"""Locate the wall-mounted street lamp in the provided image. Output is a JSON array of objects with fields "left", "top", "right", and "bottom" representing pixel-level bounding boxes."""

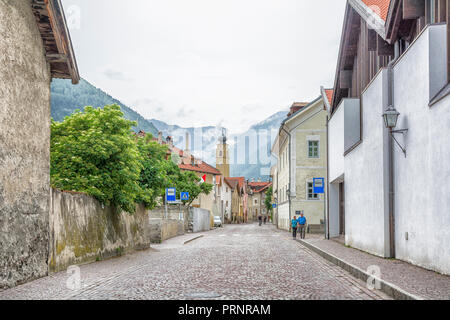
[{"left": 382, "top": 106, "right": 408, "bottom": 157}]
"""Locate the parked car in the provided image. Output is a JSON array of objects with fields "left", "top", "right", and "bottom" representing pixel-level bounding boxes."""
[{"left": 213, "top": 216, "right": 222, "bottom": 228}]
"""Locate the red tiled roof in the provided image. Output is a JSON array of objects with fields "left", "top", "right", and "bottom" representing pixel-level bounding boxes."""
[
  {"left": 178, "top": 161, "right": 222, "bottom": 176},
  {"left": 249, "top": 182, "right": 272, "bottom": 193},
  {"left": 225, "top": 177, "right": 246, "bottom": 191},
  {"left": 324, "top": 89, "right": 333, "bottom": 106},
  {"left": 248, "top": 182, "right": 270, "bottom": 188},
  {"left": 361, "top": 0, "right": 391, "bottom": 21}
]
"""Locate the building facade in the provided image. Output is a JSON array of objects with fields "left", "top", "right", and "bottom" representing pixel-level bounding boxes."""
[
  {"left": 276, "top": 100, "right": 328, "bottom": 232},
  {"left": 248, "top": 181, "right": 272, "bottom": 222},
  {"left": 326, "top": 0, "right": 450, "bottom": 275},
  {"left": 0, "top": 0, "right": 79, "bottom": 289},
  {"left": 216, "top": 175, "right": 232, "bottom": 224}
]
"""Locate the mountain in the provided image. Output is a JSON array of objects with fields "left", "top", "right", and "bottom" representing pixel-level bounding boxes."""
[
  {"left": 229, "top": 111, "right": 286, "bottom": 179},
  {"left": 150, "top": 110, "right": 288, "bottom": 180},
  {"left": 51, "top": 77, "right": 287, "bottom": 180},
  {"left": 51, "top": 78, "right": 158, "bottom": 136}
]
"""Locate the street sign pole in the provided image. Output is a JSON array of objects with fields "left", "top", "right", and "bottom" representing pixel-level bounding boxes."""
[{"left": 313, "top": 178, "right": 326, "bottom": 238}]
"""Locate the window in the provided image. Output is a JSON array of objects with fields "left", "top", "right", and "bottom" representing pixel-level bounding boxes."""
[
  {"left": 307, "top": 182, "right": 319, "bottom": 200},
  {"left": 254, "top": 199, "right": 258, "bottom": 205},
  {"left": 226, "top": 187, "right": 228, "bottom": 193},
  {"left": 308, "top": 141, "right": 319, "bottom": 158}
]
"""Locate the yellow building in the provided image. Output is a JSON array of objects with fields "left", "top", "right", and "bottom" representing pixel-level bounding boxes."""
[
  {"left": 216, "top": 129, "right": 230, "bottom": 178},
  {"left": 274, "top": 98, "right": 328, "bottom": 232},
  {"left": 225, "top": 177, "right": 246, "bottom": 224}
]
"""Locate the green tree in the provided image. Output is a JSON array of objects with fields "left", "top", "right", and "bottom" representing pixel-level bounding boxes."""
[
  {"left": 175, "top": 171, "right": 214, "bottom": 206},
  {"left": 136, "top": 133, "right": 214, "bottom": 207},
  {"left": 136, "top": 134, "right": 177, "bottom": 209},
  {"left": 265, "top": 185, "right": 273, "bottom": 219},
  {"left": 50, "top": 105, "right": 142, "bottom": 213}
]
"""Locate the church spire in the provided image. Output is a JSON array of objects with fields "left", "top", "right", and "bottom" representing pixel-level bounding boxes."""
[{"left": 216, "top": 128, "right": 230, "bottom": 177}]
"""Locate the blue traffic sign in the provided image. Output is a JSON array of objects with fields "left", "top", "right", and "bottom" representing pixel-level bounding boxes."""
[
  {"left": 272, "top": 203, "right": 277, "bottom": 209},
  {"left": 181, "top": 192, "right": 190, "bottom": 201},
  {"left": 166, "top": 188, "right": 176, "bottom": 202},
  {"left": 313, "top": 178, "right": 325, "bottom": 194}
]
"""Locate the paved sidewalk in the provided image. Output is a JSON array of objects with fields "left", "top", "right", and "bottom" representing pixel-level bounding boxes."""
[{"left": 300, "top": 234, "right": 450, "bottom": 300}]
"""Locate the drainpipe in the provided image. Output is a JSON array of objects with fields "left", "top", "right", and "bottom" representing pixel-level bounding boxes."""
[
  {"left": 280, "top": 124, "right": 292, "bottom": 227},
  {"left": 387, "top": 41, "right": 400, "bottom": 258},
  {"left": 326, "top": 116, "right": 330, "bottom": 240}
]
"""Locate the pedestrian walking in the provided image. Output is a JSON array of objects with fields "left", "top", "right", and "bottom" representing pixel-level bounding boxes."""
[
  {"left": 297, "top": 212, "right": 307, "bottom": 239},
  {"left": 291, "top": 216, "right": 298, "bottom": 239},
  {"left": 258, "top": 215, "right": 262, "bottom": 226},
  {"left": 263, "top": 216, "right": 267, "bottom": 224}
]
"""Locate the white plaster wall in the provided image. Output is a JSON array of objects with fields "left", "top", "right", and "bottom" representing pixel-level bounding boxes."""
[
  {"left": 277, "top": 203, "right": 289, "bottom": 231},
  {"left": 344, "top": 71, "right": 390, "bottom": 257},
  {"left": 328, "top": 183, "right": 340, "bottom": 238},
  {"left": 393, "top": 24, "right": 450, "bottom": 275},
  {"left": 328, "top": 106, "right": 345, "bottom": 183}
]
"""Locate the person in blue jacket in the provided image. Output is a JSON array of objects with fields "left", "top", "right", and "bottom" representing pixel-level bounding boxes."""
[
  {"left": 297, "top": 211, "right": 307, "bottom": 239},
  {"left": 291, "top": 216, "right": 298, "bottom": 239}
]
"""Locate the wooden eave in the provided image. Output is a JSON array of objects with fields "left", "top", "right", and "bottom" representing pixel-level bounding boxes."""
[
  {"left": 31, "top": 0, "right": 79, "bottom": 84},
  {"left": 332, "top": 1, "right": 397, "bottom": 111},
  {"left": 332, "top": 4, "right": 361, "bottom": 111}
]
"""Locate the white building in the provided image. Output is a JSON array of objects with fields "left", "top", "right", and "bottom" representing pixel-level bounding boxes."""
[
  {"left": 326, "top": 0, "right": 450, "bottom": 275},
  {"left": 216, "top": 176, "right": 232, "bottom": 224}
]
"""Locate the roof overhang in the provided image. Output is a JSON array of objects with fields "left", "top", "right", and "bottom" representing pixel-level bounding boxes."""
[
  {"left": 283, "top": 95, "right": 323, "bottom": 128},
  {"left": 320, "top": 86, "right": 333, "bottom": 115},
  {"left": 349, "top": 0, "right": 388, "bottom": 39},
  {"left": 31, "top": 0, "right": 80, "bottom": 84},
  {"left": 331, "top": 0, "right": 393, "bottom": 110}
]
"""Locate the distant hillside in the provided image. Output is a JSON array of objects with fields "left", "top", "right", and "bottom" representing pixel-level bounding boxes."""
[
  {"left": 50, "top": 77, "right": 287, "bottom": 180},
  {"left": 152, "top": 110, "right": 287, "bottom": 180},
  {"left": 230, "top": 111, "right": 286, "bottom": 179},
  {"left": 51, "top": 79, "right": 158, "bottom": 136}
]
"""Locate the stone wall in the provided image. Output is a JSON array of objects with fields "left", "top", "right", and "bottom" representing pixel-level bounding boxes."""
[
  {"left": 0, "top": 0, "right": 52, "bottom": 289},
  {"left": 49, "top": 189, "right": 150, "bottom": 272},
  {"left": 148, "top": 206, "right": 188, "bottom": 243}
]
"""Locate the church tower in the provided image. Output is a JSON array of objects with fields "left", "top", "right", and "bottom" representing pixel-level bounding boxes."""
[{"left": 216, "top": 128, "right": 230, "bottom": 177}]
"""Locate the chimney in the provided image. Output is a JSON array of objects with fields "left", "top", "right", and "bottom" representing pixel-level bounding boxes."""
[
  {"left": 257, "top": 178, "right": 261, "bottom": 182},
  {"left": 158, "top": 132, "right": 163, "bottom": 144},
  {"left": 185, "top": 132, "right": 190, "bottom": 152}
]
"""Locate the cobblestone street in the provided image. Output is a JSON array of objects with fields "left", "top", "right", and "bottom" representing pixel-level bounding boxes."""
[{"left": 0, "top": 224, "right": 389, "bottom": 300}]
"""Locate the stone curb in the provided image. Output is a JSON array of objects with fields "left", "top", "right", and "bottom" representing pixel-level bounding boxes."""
[
  {"left": 183, "top": 235, "right": 204, "bottom": 245},
  {"left": 295, "top": 239, "right": 423, "bottom": 300}
]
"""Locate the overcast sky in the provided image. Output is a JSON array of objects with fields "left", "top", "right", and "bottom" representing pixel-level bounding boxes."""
[{"left": 62, "top": 0, "right": 346, "bottom": 134}]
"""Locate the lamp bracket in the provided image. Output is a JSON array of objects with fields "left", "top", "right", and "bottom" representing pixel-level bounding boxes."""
[
  {"left": 392, "top": 129, "right": 408, "bottom": 134},
  {"left": 390, "top": 129, "right": 408, "bottom": 158}
]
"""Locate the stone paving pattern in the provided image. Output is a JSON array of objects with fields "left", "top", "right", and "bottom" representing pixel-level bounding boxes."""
[
  {"left": 0, "top": 224, "right": 389, "bottom": 300},
  {"left": 303, "top": 235, "right": 450, "bottom": 300}
]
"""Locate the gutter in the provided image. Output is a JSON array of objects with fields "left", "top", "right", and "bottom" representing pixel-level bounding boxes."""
[
  {"left": 326, "top": 116, "right": 330, "bottom": 240},
  {"left": 386, "top": 41, "right": 400, "bottom": 258},
  {"left": 280, "top": 124, "right": 292, "bottom": 225}
]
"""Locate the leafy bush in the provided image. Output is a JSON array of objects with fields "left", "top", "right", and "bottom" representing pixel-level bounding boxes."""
[
  {"left": 51, "top": 104, "right": 215, "bottom": 214},
  {"left": 265, "top": 185, "right": 273, "bottom": 216},
  {"left": 50, "top": 105, "right": 142, "bottom": 213}
]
